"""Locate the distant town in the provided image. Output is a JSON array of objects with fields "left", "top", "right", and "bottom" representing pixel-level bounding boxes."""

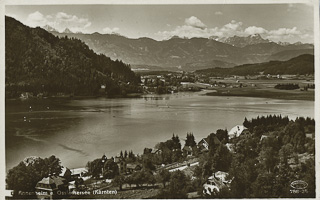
[{"left": 138, "top": 70, "right": 314, "bottom": 93}]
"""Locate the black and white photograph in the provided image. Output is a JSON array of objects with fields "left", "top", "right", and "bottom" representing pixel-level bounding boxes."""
[{"left": 1, "top": 0, "right": 319, "bottom": 199}]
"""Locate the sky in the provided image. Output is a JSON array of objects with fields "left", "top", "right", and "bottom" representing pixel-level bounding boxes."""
[{"left": 5, "top": 3, "right": 315, "bottom": 43}]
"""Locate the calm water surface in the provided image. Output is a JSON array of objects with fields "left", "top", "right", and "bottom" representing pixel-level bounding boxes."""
[{"left": 5, "top": 91, "right": 314, "bottom": 170}]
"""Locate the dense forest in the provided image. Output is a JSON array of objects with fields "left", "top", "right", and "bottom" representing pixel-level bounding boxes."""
[
  {"left": 189, "top": 115, "right": 315, "bottom": 198},
  {"left": 274, "top": 83, "right": 300, "bottom": 90},
  {"left": 5, "top": 16, "right": 141, "bottom": 98},
  {"left": 195, "top": 54, "right": 314, "bottom": 77}
]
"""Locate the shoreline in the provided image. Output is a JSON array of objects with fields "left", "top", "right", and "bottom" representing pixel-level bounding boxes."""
[
  {"left": 205, "top": 88, "right": 314, "bottom": 101},
  {"left": 5, "top": 93, "right": 144, "bottom": 101},
  {"left": 5, "top": 88, "right": 315, "bottom": 102}
]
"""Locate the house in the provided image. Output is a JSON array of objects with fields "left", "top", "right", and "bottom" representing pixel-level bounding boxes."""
[
  {"left": 198, "top": 134, "right": 221, "bottom": 152},
  {"left": 70, "top": 168, "right": 88, "bottom": 180},
  {"left": 306, "top": 133, "right": 314, "bottom": 139},
  {"left": 20, "top": 92, "right": 33, "bottom": 99},
  {"left": 183, "top": 146, "right": 193, "bottom": 156},
  {"left": 241, "top": 129, "right": 251, "bottom": 136},
  {"left": 114, "top": 156, "right": 127, "bottom": 175},
  {"left": 59, "top": 167, "right": 72, "bottom": 181},
  {"left": 214, "top": 171, "right": 229, "bottom": 182},
  {"left": 260, "top": 135, "right": 268, "bottom": 141},
  {"left": 198, "top": 138, "right": 209, "bottom": 151},
  {"left": 151, "top": 148, "right": 162, "bottom": 155},
  {"left": 126, "top": 163, "right": 142, "bottom": 173},
  {"left": 225, "top": 143, "right": 235, "bottom": 152},
  {"left": 35, "top": 176, "right": 68, "bottom": 199},
  {"left": 23, "top": 156, "right": 40, "bottom": 166},
  {"left": 228, "top": 125, "right": 246, "bottom": 139},
  {"left": 203, "top": 171, "right": 231, "bottom": 195}
]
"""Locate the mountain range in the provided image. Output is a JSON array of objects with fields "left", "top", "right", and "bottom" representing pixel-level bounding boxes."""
[
  {"left": 211, "top": 34, "right": 270, "bottom": 47},
  {"left": 46, "top": 28, "right": 313, "bottom": 71}
]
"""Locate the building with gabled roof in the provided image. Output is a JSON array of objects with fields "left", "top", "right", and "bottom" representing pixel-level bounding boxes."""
[
  {"left": 114, "top": 156, "right": 127, "bottom": 175},
  {"left": 151, "top": 148, "right": 162, "bottom": 154},
  {"left": 228, "top": 125, "right": 246, "bottom": 139},
  {"left": 183, "top": 145, "right": 193, "bottom": 156},
  {"left": 126, "top": 163, "right": 142, "bottom": 173},
  {"left": 35, "top": 176, "right": 68, "bottom": 199},
  {"left": 59, "top": 166, "right": 71, "bottom": 181},
  {"left": 198, "top": 138, "right": 209, "bottom": 151},
  {"left": 203, "top": 171, "right": 231, "bottom": 195},
  {"left": 198, "top": 134, "right": 221, "bottom": 152}
]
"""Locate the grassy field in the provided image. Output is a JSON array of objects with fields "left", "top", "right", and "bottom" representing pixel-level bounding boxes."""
[{"left": 206, "top": 79, "right": 314, "bottom": 101}]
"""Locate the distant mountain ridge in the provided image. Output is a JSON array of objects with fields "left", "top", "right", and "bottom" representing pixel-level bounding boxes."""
[
  {"left": 42, "top": 25, "right": 58, "bottom": 32},
  {"left": 48, "top": 30, "right": 313, "bottom": 71},
  {"left": 268, "top": 49, "right": 314, "bottom": 61},
  {"left": 218, "top": 34, "right": 271, "bottom": 47}
]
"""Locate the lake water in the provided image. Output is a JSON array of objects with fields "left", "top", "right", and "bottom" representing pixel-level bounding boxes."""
[{"left": 5, "top": 91, "right": 314, "bottom": 170}]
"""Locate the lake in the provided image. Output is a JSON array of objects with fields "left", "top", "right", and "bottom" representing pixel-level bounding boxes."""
[{"left": 5, "top": 90, "right": 314, "bottom": 170}]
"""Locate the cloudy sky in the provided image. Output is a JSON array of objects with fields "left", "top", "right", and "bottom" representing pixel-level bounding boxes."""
[{"left": 5, "top": 3, "right": 314, "bottom": 43}]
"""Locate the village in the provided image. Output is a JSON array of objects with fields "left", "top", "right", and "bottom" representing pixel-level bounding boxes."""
[
  {"left": 138, "top": 70, "right": 314, "bottom": 96},
  {"left": 7, "top": 124, "right": 251, "bottom": 199}
]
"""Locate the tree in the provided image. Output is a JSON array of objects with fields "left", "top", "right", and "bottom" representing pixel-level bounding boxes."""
[
  {"left": 202, "top": 160, "right": 213, "bottom": 180},
  {"left": 279, "top": 144, "right": 294, "bottom": 165},
  {"left": 216, "top": 129, "right": 229, "bottom": 144},
  {"left": 128, "top": 150, "right": 136, "bottom": 162},
  {"left": 103, "top": 159, "right": 119, "bottom": 179},
  {"left": 6, "top": 156, "right": 62, "bottom": 193},
  {"left": 145, "top": 171, "right": 156, "bottom": 187},
  {"left": 75, "top": 177, "right": 84, "bottom": 189},
  {"left": 131, "top": 171, "right": 145, "bottom": 188},
  {"left": 172, "top": 149, "right": 183, "bottom": 163},
  {"left": 112, "top": 175, "right": 125, "bottom": 190},
  {"left": 185, "top": 133, "right": 196, "bottom": 147},
  {"left": 6, "top": 162, "right": 39, "bottom": 192},
  {"left": 252, "top": 172, "right": 276, "bottom": 198},
  {"left": 143, "top": 148, "right": 152, "bottom": 155},
  {"left": 125, "top": 176, "right": 134, "bottom": 188},
  {"left": 156, "top": 169, "right": 171, "bottom": 188},
  {"left": 171, "top": 134, "right": 181, "bottom": 150},
  {"left": 300, "top": 158, "right": 315, "bottom": 198},
  {"left": 229, "top": 157, "right": 258, "bottom": 198},
  {"left": 142, "top": 157, "right": 156, "bottom": 171},
  {"left": 212, "top": 143, "right": 232, "bottom": 172},
  {"left": 157, "top": 170, "right": 190, "bottom": 198},
  {"left": 273, "top": 158, "right": 294, "bottom": 197},
  {"left": 42, "top": 155, "right": 62, "bottom": 176},
  {"left": 86, "top": 158, "right": 103, "bottom": 178},
  {"left": 258, "top": 147, "right": 278, "bottom": 173},
  {"left": 120, "top": 150, "right": 123, "bottom": 158}
]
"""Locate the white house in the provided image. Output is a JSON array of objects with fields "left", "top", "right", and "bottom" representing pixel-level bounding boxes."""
[
  {"left": 203, "top": 171, "right": 231, "bottom": 195},
  {"left": 228, "top": 125, "right": 246, "bottom": 139}
]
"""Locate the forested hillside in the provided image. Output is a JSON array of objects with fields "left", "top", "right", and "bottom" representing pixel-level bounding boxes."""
[
  {"left": 195, "top": 54, "right": 314, "bottom": 76},
  {"left": 5, "top": 16, "right": 140, "bottom": 98}
]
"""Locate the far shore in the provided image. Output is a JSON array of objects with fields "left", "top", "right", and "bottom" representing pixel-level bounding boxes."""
[
  {"left": 5, "top": 87, "right": 315, "bottom": 102},
  {"left": 205, "top": 87, "right": 314, "bottom": 101},
  {"left": 5, "top": 92, "right": 144, "bottom": 101}
]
